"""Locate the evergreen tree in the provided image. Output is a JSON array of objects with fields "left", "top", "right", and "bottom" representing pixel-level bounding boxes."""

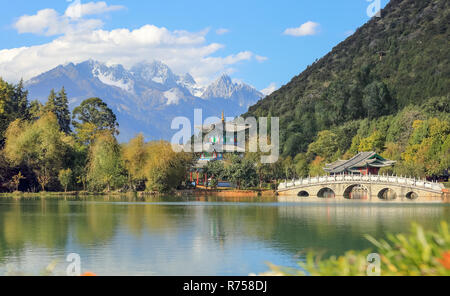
[
  {"left": 56, "top": 87, "right": 71, "bottom": 134},
  {"left": 44, "top": 88, "right": 71, "bottom": 133},
  {"left": 13, "top": 79, "right": 30, "bottom": 120},
  {"left": 44, "top": 89, "right": 57, "bottom": 114},
  {"left": 0, "top": 78, "right": 31, "bottom": 147}
]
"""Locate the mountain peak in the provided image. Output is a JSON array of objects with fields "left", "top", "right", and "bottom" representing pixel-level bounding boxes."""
[
  {"left": 180, "top": 73, "right": 196, "bottom": 85},
  {"left": 201, "top": 73, "right": 262, "bottom": 101},
  {"left": 218, "top": 74, "right": 232, "bottom": 84},
  {"left": 130, "top": 60, "right": 178, "bottom": 87}
]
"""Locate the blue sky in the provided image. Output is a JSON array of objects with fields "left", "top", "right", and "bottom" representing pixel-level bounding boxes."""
[{"left": 0, "top": 0, "right": 388, "bottom": 92}]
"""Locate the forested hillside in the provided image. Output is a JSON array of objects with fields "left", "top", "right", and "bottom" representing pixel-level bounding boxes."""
[{"left": 246, "top": 0, "right": 449, "bottom": 178}]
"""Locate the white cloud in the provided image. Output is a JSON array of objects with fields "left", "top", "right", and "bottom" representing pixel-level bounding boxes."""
[
  {"left": 283, "top": 21, "right": 320, "bottom": 37},
  {"left": 255, "top": 55, "right": 268, "bottom": 62},
  {"left": 261, "top": 82, "right": 278, "bottom": 97},
  {"left": 215, "top": 28, "right": 230, "bottom": 35},
  {"left": 13, "top": 2, "right": 124, "bottom": 36},
  {"left": 65, "top": 1, "right": 125, "bottom": 19},
  {"left": 2, "top": 3, "right": 263, "bottom": 86},
  {"left": 14, "top": 9, "right": 70, "bottom": 36}
]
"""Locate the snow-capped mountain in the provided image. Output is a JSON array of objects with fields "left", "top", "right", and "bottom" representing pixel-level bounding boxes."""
[
  {"left": 25, "top": 60, "right": 263, "bottom": 142},
  {"left": 202, "top": 74, "right": 265, "bottom": 109}
]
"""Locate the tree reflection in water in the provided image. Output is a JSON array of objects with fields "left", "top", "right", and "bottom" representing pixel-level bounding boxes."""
[{"left": 0, "top": 195, "right": 448, "bottom": 275}]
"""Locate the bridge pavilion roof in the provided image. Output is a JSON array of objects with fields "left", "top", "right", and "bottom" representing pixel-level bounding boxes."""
[{"left": 324, "top": 152, "right": 396, "bottom": 174}]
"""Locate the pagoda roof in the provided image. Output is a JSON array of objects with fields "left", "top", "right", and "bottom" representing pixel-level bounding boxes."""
[
  {"left": 324, "top": 152, "right": 396, "bottom": 174},
  {"left": 195, "top": 122, "right": 250, "bottom": 133}
]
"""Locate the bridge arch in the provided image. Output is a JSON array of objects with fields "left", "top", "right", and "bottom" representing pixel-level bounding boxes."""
[
  {"left": 298, "top": 191, "right": 310, "bottom": 197},
  {"left": 406, "top": 191, "right": 419, "bottom": 200},
  {"left": 344, "top": 184, "right": 369, "bottom": 200},
  {"left": 317, "top": 187, "right": 335, "bottom": 199},
  {"left": 378, "top": 188, "right": 397, "bottom": 200}
]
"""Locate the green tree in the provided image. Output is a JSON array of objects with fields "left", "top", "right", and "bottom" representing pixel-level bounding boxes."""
[
  {"left": 309, "top": 156, "right": 326, "bottom": 177},
  {"left": 43, "top": 89, "right": 57, "bottom": 117},
  {"left": 362, "top": 81, "right": 395, "bottom": 119},
  {"left": 282, "top": 156, "right": 296, "bottom": 179},
  {"left": 56, "top": 88, "right": 72, "bottom": 134},
  {"left": 72, "top": 98, "right": 119, "bottom": 140},
  {"left": 224, "top": 155, "right": 257, "bottom": 189},
  {"left": 358, "top": 130, "right": 385, "bottom": 152},
  {"left": 346, "top": 85, "right": 364, "bottom": 120},
  {"left": 204, "top": 160, "right": 225, "bottom": 181},
  {"left": 144, "top": 141, "right": 192, "bottom": 192},
  {"left": 402, "top": 118, "right": 450, "bottom": 176},
  {"left": 29, "top": 100, "right": 44, "bottom": 121},
  {"left": 316, "top": 80, "right": 350, "bottom": 127},
  {"left": 4, "top": 113, "right": 74, "bottom": 191},
  {"left": 11, "top": 172, "right": 25, "bottom": 192},
  {"left": 43, "top": 88, "right": 71, "bottom": 133},
  {"left": 58, "top": 168, "right": 73, "bottom": 192},
  {"left": 86, "top": 132, "right": 126, "bottom": 192},
  {"left": 294, "top": 153, "right": 310, "bottom": 178},
  {"left": 307, "top": 130, "right": 340, "bottom": 162},
  {"left": 0, "top": 78, "right": 30, "bottom": 147}
]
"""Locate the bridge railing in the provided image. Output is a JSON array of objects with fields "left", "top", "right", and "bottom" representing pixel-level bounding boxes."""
[{"left": 278, "top": 174, "right": 445, "bottom": 192}]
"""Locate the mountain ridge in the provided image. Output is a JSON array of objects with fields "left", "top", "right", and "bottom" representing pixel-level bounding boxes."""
[
  {"left": 25, "top": 60, "right": 264, "bottom": 141},
  {"left": 245, "top": 0, "right": 449, "bottom": 156}
]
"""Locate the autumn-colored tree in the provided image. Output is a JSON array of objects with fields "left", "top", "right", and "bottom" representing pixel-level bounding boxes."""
[
  {"left": 145, "top": 141, "right": 193, "bottom": 192},
  {"left": 402, "top": 118, "right": 450, "bottom": 176},
  {"left": 122, "top": 133, "right": 148, "bottom": 189},
  {"left": 4, "top": 113, "right": 74, "bottom": 191},
  {"left": 309, "top": 156, "right": 326, "bottom": 177},
  {"left": 358, "top": 130, "right": 385, "bottom": 153}
]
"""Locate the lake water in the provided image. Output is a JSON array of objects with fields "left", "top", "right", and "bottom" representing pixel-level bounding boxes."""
[{"left": 0, "top": 195, "right": 449, "bottom": 276}]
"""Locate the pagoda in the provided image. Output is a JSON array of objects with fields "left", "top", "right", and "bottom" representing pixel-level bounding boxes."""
[
  {"left": 189, "top": 112, "right": 250, "bottom": 186},
  {"left": 324, "top": 152, "right": 396, "bottom": 176}
]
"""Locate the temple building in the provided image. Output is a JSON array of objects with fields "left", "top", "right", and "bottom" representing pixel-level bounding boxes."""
[
  {"left": 324, "top": 151, "right": 396, "bottom": 175},
  {"left": 190, "top": 112, "right": 250, "bottom": 186}
]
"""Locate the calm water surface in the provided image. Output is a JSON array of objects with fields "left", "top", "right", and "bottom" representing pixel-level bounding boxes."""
[{"left": 0, "top": 195, "right": 449, "bottom": 275}]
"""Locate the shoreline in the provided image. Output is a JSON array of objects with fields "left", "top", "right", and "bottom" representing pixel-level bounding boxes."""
[
  {"left": 0, "top": 189, "right": 277, "bottom": 199},
  {"left": 0, "top": 188, "right": 448, "bottom": 203}
]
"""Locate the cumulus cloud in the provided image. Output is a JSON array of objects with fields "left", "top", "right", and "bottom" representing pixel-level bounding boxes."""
[
  {"left": 65, "top": 1, "right": 125, "bottom": 19},
  {"left": 13, "top": 8, "right": 94, "bottom": 36},
  {"left": 261, "top": 82, "right": 278, "bottom": 97},
  {"left": 283, "top": 21, "right": 320, "bottom": 37},
  {"left": 215, "top": 28, "right": 230, "bottom": 35},
  {"left": 2, "top": 3, "right": 264, "bottom": 86},
  {"left": 13, "top": 1, "right": 123, "bottom": 36}
]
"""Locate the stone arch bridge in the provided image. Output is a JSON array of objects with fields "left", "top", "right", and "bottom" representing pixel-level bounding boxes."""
[{"left": 277, "top": 174, "right": 444, "bottom": 201}]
